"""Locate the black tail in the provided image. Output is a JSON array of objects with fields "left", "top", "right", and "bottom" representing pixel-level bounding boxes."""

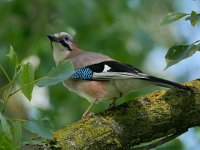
[{"left": 148, "top": 76, "right": 192, "bottom": 91}]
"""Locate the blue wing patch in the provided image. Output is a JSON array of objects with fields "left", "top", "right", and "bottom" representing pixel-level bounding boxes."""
[{"left": 71, "top": 68, "right": 93, "bottom": 80}]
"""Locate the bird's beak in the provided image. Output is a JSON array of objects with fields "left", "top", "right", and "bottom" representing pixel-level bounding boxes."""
[{"left": 47, "top": 34, "right": 59, "bottom": 42}]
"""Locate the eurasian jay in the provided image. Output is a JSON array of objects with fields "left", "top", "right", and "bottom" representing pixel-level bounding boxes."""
[{"left": 47, "top": 32, "right": 191, "bottom": 118}]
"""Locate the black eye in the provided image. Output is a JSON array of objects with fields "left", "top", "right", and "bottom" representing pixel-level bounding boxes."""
[{"left": 65, "top": 37, "right": 69, "bottom": 41}]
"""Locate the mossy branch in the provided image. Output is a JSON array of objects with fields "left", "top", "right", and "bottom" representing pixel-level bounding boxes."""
[{"left": 23, "top": 79, "right": 200, "bottom": 149}]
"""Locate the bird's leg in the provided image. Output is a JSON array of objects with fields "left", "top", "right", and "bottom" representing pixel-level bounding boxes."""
[
  {"left": 82, "top": 99, "right": 97, "bottom": 119},
  {"left": 108, "top": 98, "right": 117, "bottom": 109},
  {"left": 109, "top": 92, "right": 122, "bottom": 109}
]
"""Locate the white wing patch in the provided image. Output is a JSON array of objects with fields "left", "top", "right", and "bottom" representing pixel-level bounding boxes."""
[{"left": 103, "top": 65, "right": 111, "bottom": 72}]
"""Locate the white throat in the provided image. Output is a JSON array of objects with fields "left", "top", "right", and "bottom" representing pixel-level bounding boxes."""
[{"left": 52, "top": 43, "right": 70, "bottom": 65}]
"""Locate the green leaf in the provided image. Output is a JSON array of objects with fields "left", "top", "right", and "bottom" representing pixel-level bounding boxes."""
[
  {"left": 0, "top": 134, "right": 14, "bottom": 150},
  {"left": 37, "top": 60, "right": 75, "bottom": 87},
  {"left": 165, "top": 45, "right": 189, "bottom": 69},
  {"left": 0, "top": 113, "right": 12, "bottom": 140},
  {"left": 185, "top": 11, "right": 200, "bottom": 27},
  {"left": 19, "top": 63, "right": 35, "bottom": 101},
  {"left": 187, "top": 40, "right": 200, "bottom": 53},
  {"left": 7, "top": 45, "right": 19, "bottom": 66},
  {"left": 160, "top": 12, "right": 188, "bottom": 25},
  {"left": 165, "top": 41, "right": 200, "bottom": 69},
  {"left": 23, "top": 119, "right": 54, "bottom": 139},
  {"left": 165, "top": 45, "right": 189, "bottom": 60},
  {"left": 13, "top": 121, "right": 22, "bottom": 149},
  {"left": 156, "top": 139, "right": 184, "bottom": 150}
]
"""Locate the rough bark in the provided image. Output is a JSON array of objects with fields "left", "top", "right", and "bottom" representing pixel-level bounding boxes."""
[{"left": 22, "top": 79, "right": 200, "bottom": 149}]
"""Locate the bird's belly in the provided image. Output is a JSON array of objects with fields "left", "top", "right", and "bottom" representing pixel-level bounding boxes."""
[
  {"left": 114, "top": 79, "right": 151, "bottom": 95},
  {"left": 63, "top": 79, "right": 120, "bottom": 103}
]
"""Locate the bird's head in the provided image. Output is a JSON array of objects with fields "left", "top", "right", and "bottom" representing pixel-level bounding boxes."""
[{"left": 47, "top": 32, "right": 75, "bottom": 65}]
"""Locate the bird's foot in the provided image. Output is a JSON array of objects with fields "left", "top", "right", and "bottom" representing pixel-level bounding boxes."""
[
  {"left": 82, "top": 112, "right": 96, "bottom": 119},
  {"left": 108, "top": 102, "right": 117, "bottom": 109},
  {"left": 82, "top": 99, "right": 97, "bottom": 119}
]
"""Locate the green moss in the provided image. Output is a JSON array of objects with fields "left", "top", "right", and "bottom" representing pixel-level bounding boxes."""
[
  {"left": 53, "top": 116, "right": 123, "bottom": 149},
  {"left": 140, "top": 91, "right": 171, "bottom": 122},
  {"left": 52, "top": 80, "right": 200, "bottom": 149}
]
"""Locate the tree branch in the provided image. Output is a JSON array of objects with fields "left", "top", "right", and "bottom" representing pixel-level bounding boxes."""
[
  {"left": 22, "top": 79, "right": 200, "bottom": 149},
  {"left": 52, "top": 79, "right": 200, "bottom": 149}
]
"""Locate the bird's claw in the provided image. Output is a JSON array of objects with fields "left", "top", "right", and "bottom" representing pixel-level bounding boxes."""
[
  {"left": 82, "top": 112, "right": 96, "bottom": 119},
  {"left": 108, "top": 103, "right": 117, "bottom": 109}
]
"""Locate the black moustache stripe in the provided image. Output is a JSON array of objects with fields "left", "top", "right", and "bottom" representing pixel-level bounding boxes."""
[{"left": 60, "top": 40, "right": 72, "bottom": 51}]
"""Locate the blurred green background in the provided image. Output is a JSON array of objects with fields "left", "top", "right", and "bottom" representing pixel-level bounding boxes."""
[{"left": 0, "top": 0, "right": 200, "bottom": 149}]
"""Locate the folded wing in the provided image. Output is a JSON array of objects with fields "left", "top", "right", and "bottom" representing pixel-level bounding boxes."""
[
  {"left": 71, "top": 60, "right": 190, "bottom": 91},
  {"left": 87, "top": 61, "right": 149, "bottom": 80}
]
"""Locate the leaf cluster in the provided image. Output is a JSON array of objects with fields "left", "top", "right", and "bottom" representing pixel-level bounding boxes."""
[
  {"left": 160, "top": 11, "right": 200, "bottom": 69},
  {"left": 0, "top": 46, "right": 74, "bottom": 148}
]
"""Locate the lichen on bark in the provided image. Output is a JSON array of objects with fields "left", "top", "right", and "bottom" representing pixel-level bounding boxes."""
[{"left": 52, "top": 79, "right": 200, "bottom": 150}]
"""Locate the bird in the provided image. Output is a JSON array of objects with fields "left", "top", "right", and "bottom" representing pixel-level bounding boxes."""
[{"left": 47, "top": 32, "right": 192, "bottom": 118}]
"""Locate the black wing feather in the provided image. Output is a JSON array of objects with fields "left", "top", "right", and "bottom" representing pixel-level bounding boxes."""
[
  {"left": 85, "top": 61, "right": 191, "bottom": 91},
  {"left": 87, "top": 61, "right": 143, "bottom": 74}
]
